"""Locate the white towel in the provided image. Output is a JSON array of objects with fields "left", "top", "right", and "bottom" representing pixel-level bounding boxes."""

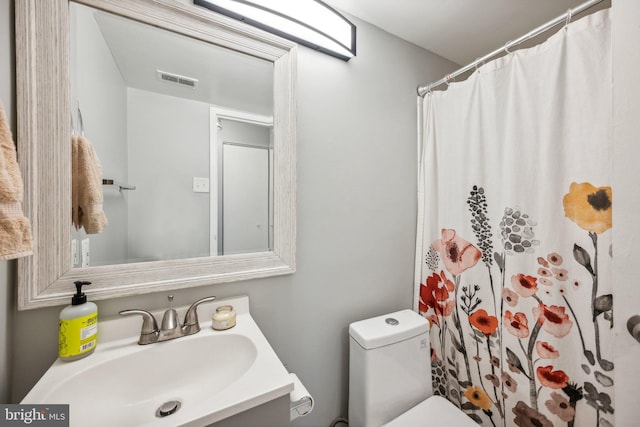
[{"left": 0, "top": 100, "right": 33, "bottom": 260}]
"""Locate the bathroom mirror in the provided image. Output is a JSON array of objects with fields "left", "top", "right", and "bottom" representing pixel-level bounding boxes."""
[{"left": 16, "top": 0, "right": 296, "bottom": 310}]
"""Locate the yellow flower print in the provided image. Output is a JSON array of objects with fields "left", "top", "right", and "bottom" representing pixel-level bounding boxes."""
[
  {"left": 463, "top": 385, "right": 492, "bottom": 411},
  {"left": 562, "top": 182, "right": 612, "bottom": 234}
]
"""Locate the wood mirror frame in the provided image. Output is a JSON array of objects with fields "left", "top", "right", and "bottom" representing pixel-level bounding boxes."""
[{"left": 16, "top": 0, "right": 296, "bottom": 310}]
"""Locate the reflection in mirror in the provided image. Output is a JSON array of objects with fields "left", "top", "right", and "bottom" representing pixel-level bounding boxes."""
[
  {"left": 216, "top": 117, "right": 273, "bottom": 256},
  {"left": 16, "top": 0, "right": 295, "bottom": 310},
  {"left": 69, "top": 2, "right": 274, "bottom": 266}
]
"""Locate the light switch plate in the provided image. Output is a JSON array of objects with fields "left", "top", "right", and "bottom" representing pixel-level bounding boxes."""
[
  {"left": 193, "top": 177, "right": 210, "bottom": 193},
  {"left": 81, "top": 238, "right": 90, "bottom": 267},
  {"left": 71, "top": 239, "right": 79, "bottom": 267}
]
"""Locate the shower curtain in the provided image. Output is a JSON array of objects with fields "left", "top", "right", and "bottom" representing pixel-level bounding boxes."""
[{"left": 414, "top": 10, "right": 613, "bottom": 427}]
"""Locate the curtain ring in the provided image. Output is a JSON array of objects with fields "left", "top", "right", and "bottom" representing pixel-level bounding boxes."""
[
  {"left": 564, "top": 8, "right": 573, "bottom": 31},
  {"left": 475, "top": 57, "right": 484, "bottom": 72},
  {"left": 444, "top": 74, "right": 452, "bottom": 87},
  {"left": 504, "top": 41, "right": 513, "bottom": 55}
]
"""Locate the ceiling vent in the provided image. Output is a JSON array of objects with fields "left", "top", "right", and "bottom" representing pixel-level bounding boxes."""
[{"left": 157, "top": 70, "right": 198, "bottom": 89}]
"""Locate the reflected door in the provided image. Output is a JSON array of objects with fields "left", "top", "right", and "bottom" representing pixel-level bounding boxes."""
[{"left": 221, "top": 142, "right": 270, "bottom": 255}]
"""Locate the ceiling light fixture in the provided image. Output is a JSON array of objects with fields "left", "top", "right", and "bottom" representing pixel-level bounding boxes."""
[{"left": 194, "top": 0, "right": 356, "bottom": 61}]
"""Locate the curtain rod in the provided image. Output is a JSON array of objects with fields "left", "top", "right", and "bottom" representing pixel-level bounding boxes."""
[{"left": 417, "top": 0, "right": 605, "bottom": 97}]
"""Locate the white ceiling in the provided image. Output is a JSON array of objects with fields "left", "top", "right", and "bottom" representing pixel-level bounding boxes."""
[
  {"left": 81, "top": 4, "right": 274, "bottom": 115},
  {"left": 324, "top": 0, "right": 593, "bottom": 65},
  {"left": 79, "top": 0, "right": 608, "bottom": 103}
]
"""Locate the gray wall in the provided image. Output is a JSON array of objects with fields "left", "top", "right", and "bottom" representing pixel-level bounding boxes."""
[
  {"left": 127, "top": 88, "right": 211, "bottom": 262},
  {"left": 4, "top": 6, "right": 459, "bottom": 427}
]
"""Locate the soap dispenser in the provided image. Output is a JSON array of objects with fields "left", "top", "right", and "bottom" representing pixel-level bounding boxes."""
[{"left": 58, "top": 281, "right": 98, "bottom": 361}]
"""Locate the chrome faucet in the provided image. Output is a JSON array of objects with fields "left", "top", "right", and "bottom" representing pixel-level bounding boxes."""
[{"left": 120, "top": 295, "right": 216, "bottom": 345}]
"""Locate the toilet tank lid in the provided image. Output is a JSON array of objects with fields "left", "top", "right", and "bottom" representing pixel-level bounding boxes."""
[{"left": 349, "top": 309, "right": 429, "bottom": 349}]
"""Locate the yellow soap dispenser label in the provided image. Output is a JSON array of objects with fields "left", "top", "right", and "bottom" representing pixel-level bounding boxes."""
[{"left": 59, "top": 313, "right": 98, "bottom": 357}]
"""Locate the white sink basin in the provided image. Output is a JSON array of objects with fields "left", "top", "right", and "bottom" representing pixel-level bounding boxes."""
[{"left": 22, "top": 296, "right": 293, "bottom": 427}]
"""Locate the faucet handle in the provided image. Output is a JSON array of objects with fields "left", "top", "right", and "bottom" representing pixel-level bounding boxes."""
[
  {"left": 119, "top": 309, "right": 159, "bottom": 345},
  {"left": 183, "top": 296, "right": 216, "bottom": 335}
]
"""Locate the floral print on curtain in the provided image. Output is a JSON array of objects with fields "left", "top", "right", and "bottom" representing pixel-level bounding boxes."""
[{"left": 419, "top": 183, "right": 613, "bottom": 427}]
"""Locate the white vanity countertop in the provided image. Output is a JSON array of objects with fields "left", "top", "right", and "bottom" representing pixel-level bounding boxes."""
[{"left": 22, "top": 295, "right": 294, "bottom": 427}]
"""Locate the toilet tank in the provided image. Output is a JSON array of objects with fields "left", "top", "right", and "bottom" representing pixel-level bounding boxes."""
[{"left": 348, "top": 310, "right": 432, "bottom": 427}]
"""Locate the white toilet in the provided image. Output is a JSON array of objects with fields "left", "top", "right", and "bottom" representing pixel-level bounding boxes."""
[{"left": 348, "top": 309, "right": 476, "bottom": 427}]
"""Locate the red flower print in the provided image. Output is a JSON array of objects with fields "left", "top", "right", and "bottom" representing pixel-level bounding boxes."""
[
  {"left": 511, "top": 274, "right": 539, "bottom": 297},
  {"left": 469, "top": 309, "right": 498, "bottom": 336},
  {"left": 552, "top": 267, "right": 568, "bottom": 281},
  {"left": 504, "top": 310, "right": 529, "bottom": 338},
  {"left": 432, "top": 229, "right": 481, "bottom": 276},
  {"left": 536, "top": 365, "right": 569, "bottom": 389},
  {"left": 539, "top": 278, "right": 553, "bottom": 286},
  {"left": 419, "top": 271, "right": 455, "bottom": 325},
  {"left": 535, "top": 341, "right": 560, "bottom": 359},
  {"left": 538, "top": 268, "right": 552, "bottom": 277},
  {"left": 533, "top": 304, "right": 573, "bottom": 338},
  {"left": 547, "top": 252, "right": 563, "bottom": 266},
  {"left": 502, "top": 288, "right": 519, "bottom": 307}
]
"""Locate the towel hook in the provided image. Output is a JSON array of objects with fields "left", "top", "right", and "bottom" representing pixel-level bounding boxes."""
[{"left": 77, "top": 102, "right": 85, "bottom": 136}]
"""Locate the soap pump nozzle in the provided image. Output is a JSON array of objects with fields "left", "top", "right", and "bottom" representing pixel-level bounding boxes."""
[{"left": 72, "top": 280, "right": 91, "bottom": 305}]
